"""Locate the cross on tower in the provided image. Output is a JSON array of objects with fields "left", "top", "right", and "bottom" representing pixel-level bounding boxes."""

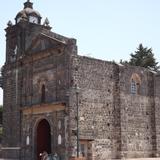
[{"left": 24, "top": 0, "right": 33, "bottom": 9}]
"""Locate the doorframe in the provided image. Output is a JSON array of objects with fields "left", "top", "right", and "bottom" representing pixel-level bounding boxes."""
[{"left": 33, "top": 117, "right": 52, "bottom": 160}]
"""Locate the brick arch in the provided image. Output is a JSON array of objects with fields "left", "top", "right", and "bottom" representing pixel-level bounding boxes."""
[{"left": 130, "top": 73, "right": 141, "bottom": 84}]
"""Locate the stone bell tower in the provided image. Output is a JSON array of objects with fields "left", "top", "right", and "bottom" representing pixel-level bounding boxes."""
[{"left": 2, "top": 1, "right": 77, "bottom": 160}]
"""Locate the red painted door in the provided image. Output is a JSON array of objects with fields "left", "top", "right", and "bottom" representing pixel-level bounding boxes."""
[{"left": 37, "top": 119, "right": 51, "bottom": 160}]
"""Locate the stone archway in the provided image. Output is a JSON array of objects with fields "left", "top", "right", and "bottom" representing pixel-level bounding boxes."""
[{"left": 36, "top": 119, "right": 51, "bottom": 160}]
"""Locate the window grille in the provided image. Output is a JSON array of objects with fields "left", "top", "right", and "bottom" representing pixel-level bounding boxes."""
[{"left": 131, "top": 79, "right": 137, "bottom": 94}]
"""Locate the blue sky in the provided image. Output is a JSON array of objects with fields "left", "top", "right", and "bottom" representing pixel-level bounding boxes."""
[{"left": 0, "top": 0, "right": 160, "bottom": 105}]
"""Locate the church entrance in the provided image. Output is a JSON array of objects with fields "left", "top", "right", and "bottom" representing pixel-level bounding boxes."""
[{"left": 36, "top": 119, "right": 51, "bottom": 160}]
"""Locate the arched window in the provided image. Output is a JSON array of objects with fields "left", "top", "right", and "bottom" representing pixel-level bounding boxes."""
[
  {"left": 58, "top": 134, "right": 62, "bottom": 145},
  {"left": 131, "top": 79, "right": 137, "bottom": 94},
  {"left": 130, "top": 73, "right": 141, "bottom": 95},
  {"left": 41, "top": 84, "right": 46, "bottom": 103}
]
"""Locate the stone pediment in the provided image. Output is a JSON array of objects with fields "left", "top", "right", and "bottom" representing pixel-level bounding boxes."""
[{"left": 26, "top": 33, "right": 66, "bottom": 54}]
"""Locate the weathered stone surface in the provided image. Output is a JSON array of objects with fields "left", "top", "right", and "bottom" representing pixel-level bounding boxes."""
[
  {"left": 1, "top": 1, "right": 160, "bottom": 160},
  {"left": 69, "top": 56, "right": 160, "bottom": 159}
]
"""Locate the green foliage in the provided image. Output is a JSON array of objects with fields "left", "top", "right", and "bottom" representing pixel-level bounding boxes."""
[
  {"left": 120, "top": 59, "right": 129, "bottom": 65},
  {"left": 121, "top": 44, "right": 160, "bottom": 71}
]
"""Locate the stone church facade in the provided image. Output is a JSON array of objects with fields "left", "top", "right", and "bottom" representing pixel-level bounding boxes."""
[{"left": 0, "top": 1, "right": 160, "bottom": 160}]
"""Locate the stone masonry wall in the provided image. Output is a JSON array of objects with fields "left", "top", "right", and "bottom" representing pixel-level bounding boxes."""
[
  {"left": 2, "top": 65, "right": 21, "bottom": 159},
  {"left": 19, "top": 32, "right": 77, "bottom": 160},
  {"left": 18, "top": 50, "right": 69, "bottom": 159},
  {"left": 21, "top": 51, "right": 68, "bottom": 107},
  {"left": 155, "top": 73, "right": 160, "bottom": 156},
  {"left": 69, "top": 55, "right": 121, "bottom": 160},
  {"left": 69, "top": 55, "right": 159, "bottom": 160},
  {"left": 21, "top": 110, "right": 66, "bottom": 160},
  {"left": 2, "top": 20, "right": 77, "bottom": 159},
  {"left": 18, "top": 27, "right": 77, "bottom": 160},
  {"left": 119, "top": 66, "right": 156, "bottom": 158}
]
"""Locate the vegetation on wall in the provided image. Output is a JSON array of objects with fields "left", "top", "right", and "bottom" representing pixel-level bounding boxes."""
[{"left": 120, "top": 43, "right": 160, "bottom": 71}]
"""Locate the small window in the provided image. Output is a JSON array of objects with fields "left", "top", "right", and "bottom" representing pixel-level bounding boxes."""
[
  {"left": 131, "top": 79, "right": 137, "bottom": 94},
  {"left": 58, "top": 134, "right": 62, "bottom": 145},
  {"left": 41, "top": 84, "right": 46, "bottom": 103},
  {"left": 130, "top": 73, "right": 141, "bottom": 95},
  {"left": 26, "top": 136, "right": 30, "bottom": 145}
]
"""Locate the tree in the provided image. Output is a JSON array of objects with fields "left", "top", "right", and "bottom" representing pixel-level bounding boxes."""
[{"left": 121, "top": 44, "right": 160, "bottom": 71}]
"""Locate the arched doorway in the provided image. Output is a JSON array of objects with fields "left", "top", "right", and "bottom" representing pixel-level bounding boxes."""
[{"left": 36, "top": 119, "right": 51, "bottom": 160}]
